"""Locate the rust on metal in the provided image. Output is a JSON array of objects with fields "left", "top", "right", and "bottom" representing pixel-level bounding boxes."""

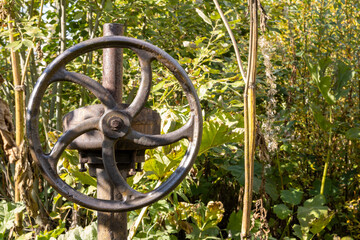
[{"left": 26, "top": 32, "right": 203, "bottom": 213}]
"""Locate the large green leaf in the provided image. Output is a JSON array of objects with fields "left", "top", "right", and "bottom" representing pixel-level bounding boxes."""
[
  {"left": 280, "top": 188, "right": 303, "bottom": 206},
  {"left": 310, "top": 212, "right": 335, "bottom": 234},
  {"left": 198, "top": 113, "right": 244, "bottom": 155},
  {"left": 0, "top": 201, "right": 25, "bottom": 235},
  {"left": 226, "top": 210, "right": 242, "bottom": 239},
  {"left": 203, "top": 201, "right": 225, "bottom": 230},
  {"left": 68, "top": 169, "right": 97, "bottom": 187},
  {"left": 319, "top": 76, "right": 336, "bottom": 105},
  {"left": 143, "top": 158, "right": 167, "bottom": 180},
  {"left": 297, "top": 195, "right": 328, "bottom": 228},
  {"left": 345, "top": 127, "right": 360, "bottom": 140},
  {"left": 307, "top": 58, "right": 336, "bottom": 105},
  {"left": 273, "top": 204, "right": 292, "bottom": 220},
  {"left": 333, "top": 61, "right": 353, "bottom": 100},
  {"left": 310, "top": 104, "right": 332, "bottom": 132},
  {"left": 293, "top": 224, "right": 312, "bottom": 240}
]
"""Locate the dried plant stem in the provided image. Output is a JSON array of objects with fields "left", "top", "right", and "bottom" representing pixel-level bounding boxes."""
[
  {"left": 55, "top": 0, "right": 66, "bottom": 130},
  {"left": 20, "top": 0, "right": 44, "bottom": 86},
  {"left": 128, "top": 205, "right": 149, "bottom": 240},
  {"left": 8, "top": 15, "right": 24, "bottom": 234},
  {"left": 242, "top": 0, "right": 258, "bottom": 239},
  {"left": 213, "top": 0, "right": 247, "bottom": 83},
  {"left": 212, "top": 0, "right": 259, "bottom": 238}
]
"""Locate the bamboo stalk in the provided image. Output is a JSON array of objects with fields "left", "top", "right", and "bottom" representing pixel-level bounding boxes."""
[
  {"left": 241, "top": 0, "right": 258, "bottom": 238},
  {"left": 212, "top": 0, "right": 259, "bottom": 237},
  {"left": 8, "top": 15, "right": 24, "bottom": 234}
]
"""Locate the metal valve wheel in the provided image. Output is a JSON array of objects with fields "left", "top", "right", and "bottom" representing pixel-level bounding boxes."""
[{"left": 27, "top": 36, "right": 202, "bottom": 212}]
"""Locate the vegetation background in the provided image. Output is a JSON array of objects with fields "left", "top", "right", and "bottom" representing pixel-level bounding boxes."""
[{"left": 0, "top": 0, "right": 359, "bottom": 239}]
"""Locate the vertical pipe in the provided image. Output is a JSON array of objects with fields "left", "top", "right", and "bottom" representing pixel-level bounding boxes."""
[
  {"left": 97, "top": 23, "right": 127, "bottom": 240},
  {"left": 102, "top": 23, "right": 124, "bottom": 103}
]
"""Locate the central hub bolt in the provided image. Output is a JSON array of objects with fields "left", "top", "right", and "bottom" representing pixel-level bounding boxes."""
[{"left": 110, "top": 118, "right": 123, "bottom": 131}]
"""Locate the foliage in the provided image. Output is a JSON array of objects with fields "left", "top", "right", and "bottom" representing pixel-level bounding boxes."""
[
  {"left": 0, "top": 0, "right": 359, "bottom": 239},
  {"left": 0, "top": 201, "right": 25, "bottom": 238}
]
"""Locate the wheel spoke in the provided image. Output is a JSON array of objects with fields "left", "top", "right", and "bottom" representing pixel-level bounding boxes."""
[
  {"left": 102, "top": 137, "right": 146, "bottom": 201},
  {"left": 50, "top": 68, "right": 119, "bottom": 110},
  {"left": 27, "top": 36, "right": 203, "bottom": 212},
  {"left": 47, "top": 117, "right": 100, "bottom": 170},
  {"left": 125, "top": 50, "right": 153, "bottom": 119},
  {"left": 126, "top": 116, "right": 194, "bottom": 147}
]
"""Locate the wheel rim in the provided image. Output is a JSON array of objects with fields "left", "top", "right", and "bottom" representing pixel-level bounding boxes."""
[{"left": 27, "top": 36, "right": 202, "bottom": 212}]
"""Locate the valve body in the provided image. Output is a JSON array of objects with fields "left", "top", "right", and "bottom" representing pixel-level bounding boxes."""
[{"left": 63, "top": 103, "right": 161, "bottom": 177}]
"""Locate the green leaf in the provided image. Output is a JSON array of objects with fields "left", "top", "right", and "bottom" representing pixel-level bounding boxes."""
[
  {"left": 303, "top": 194, "right": 326, "bottom": 207},
  {"left": 318, "top": 58, "right": 332, "bottom": 77},
  {"left": 310, "top": 212, "right": 335, "bottom": 234},
  {"left": 152, "top": 80, "right": 166, "bottom": 93},
  {"left": 345, "top": 127, "right": 360, "bottom": 140},
  {"left": 310, "top": 104, "right": 332, "bottom": 132},
  {"left": 57, "top": 222, "right": 97, "bottom": 240},
  {"left": 226, "top": 210, "right": 242, "bottom": 235},
  {"left": 297, "top": 195, "right": 328, "bottom": 228},
  {"left": 280, "top": 188, "right": 303, "bottom": 206},
  {"left": 5, "top": 40, "right": 22, "bottom": 50},
  {"left": 195, "top": 9, "right": 212, "bottom": 25},
  {"left": 104, "top": 0, "right": 112, "bottom": 11},
  {"left": 73, "top": 12, "right": 84, "bottom": 20},
  {"left": 307, "top": 58, "right": 336, "bottom": 105},
  {"left": 68, "top": 169, "right": 97, "bottom": 187},
  {"left": 16, "top": 232, "right": 34, "bottom": 240},
  {"left": 23, "top": 26, "right": 43, "bottom": 37},
  {"left": 333, "top": 61, "right": 353, "bottom": 99},
  {"left": 143, "top": 158, "right": 166, "bottom": 180},
  {"left": 203, "top": 201, "right": 225, "bottom": 230},
  {"left": 293, "top": 224, "right": 312, "bottom": 240},
  {"left": 319, "top": 76, "right": 336, "bottom": 105},
  {"left": 22, "top": 39, "right": 34, "bottom": 48},
  {"left": 0, "top": 201, "right": 25, "bottom": 235},
  {"left": 198, "top": 113, "right": 244, "bottom": 155},
  {"left": 265, "top": 181, "right": 279, "bottom": 200},
  {"left": 226, "top": 165, "right": 244, "bottom": 185},
  {"left": 273, "top": 204, "right": 292, "bottom": 220}
]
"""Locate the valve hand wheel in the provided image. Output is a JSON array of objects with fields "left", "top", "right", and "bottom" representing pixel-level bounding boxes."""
[{"left": 27, "top": 36, "right": 202, "bottom": 212}]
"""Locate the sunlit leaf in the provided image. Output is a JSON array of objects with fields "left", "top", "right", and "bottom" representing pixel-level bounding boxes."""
[
  {"left": 297, "top": 195, "right": 328, "bottom": 228},
  {"left": 57, "top": 222, "right": 97, "bottom": 240},
  {"left": 198, "top": 113, "right": 244, "bottom": 155},
  {"left": 273, "top": 204, "right": 292, "bottom": 220},
  {"left": 310, "top": 212, "right": 335, "bottom": 234},
  {"left": 195, "top": 8, "right": 212, "bottom": 26},
  {"left": 5, "top": 40, "right": 21, "bottom": 50}
]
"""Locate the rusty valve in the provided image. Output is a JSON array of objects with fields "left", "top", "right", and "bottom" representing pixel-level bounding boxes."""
[{"left": 26, "top": 36, "right": 202, "bottom": 212}]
